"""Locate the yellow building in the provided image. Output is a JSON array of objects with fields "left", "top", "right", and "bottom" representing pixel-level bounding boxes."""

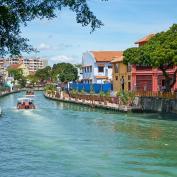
[
  {"left": 111, "top": 56, "right": 131, "bottom": 92},
  {"left": 9, "top": 63, "right": 29, "bottom": 77}
]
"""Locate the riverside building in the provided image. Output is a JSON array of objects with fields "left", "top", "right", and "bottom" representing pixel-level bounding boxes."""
[
  {"left": 2, "top": 57, "right": 48, "bottom": 74},
  {"left": 82, "top": 51, "right": 122, "bottom": 84}
]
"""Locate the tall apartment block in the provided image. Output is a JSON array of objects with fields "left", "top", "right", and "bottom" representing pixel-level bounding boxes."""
[
  {"left": 23, "top": 58, "right": 48, "bottom": 73},
  {"left": 1, "top": 57, "right": 48, "bottom": 73}
]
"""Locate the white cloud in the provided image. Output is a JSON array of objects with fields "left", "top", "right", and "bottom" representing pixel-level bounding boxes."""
[
  {"left": 38, "top": 43, "right": 51, "bottom": 50},
  {"left": 38, "top": 42, "right": 73, "bottom": 51},
  {"left": 48, "top": 55, "right": 81, "bottom": 66}
]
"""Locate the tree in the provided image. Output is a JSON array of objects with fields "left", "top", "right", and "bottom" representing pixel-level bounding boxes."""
[
  {"left": 18, "top": 76, "right": 27, "bottom": 88},
  {"left": 52, "top": 63, "right": 78, "bottom": 82},
  {"left": 124, "top": 24, "right": 177, "bottom": 92},
  {"left": 0, "top": 0, "right": 106, "bottom": 56},
  {"left": 7, "top": 67, "right": 23, "bottom": 81},
  {"left": 35, "top": 66, "right": 52, "bottom": 82},
  {"left": 7, "top": 67, "right": 27, "bottom": 87},
  {"left": 27, "top": 75, "right": 39, "bottom": 87}
]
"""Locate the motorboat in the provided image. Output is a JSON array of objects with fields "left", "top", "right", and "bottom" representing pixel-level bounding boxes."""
[
  {"left": 25, "top": 89, "right": 35, "bottom": 97},
  {"left": 17, "top": 97, "right": 35, "bottom": 109}
]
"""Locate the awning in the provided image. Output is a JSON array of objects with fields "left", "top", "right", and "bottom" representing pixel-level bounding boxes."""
[{"left": 95, "top": 76, "right": 108, "bottom": 79}]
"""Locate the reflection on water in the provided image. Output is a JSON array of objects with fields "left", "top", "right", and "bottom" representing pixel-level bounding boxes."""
[
  {"left": 0, "top": 91, "right": 177, "bottom": 177},
  {"left": 56, "top": 101, "right": 118, "bottom": 114}
]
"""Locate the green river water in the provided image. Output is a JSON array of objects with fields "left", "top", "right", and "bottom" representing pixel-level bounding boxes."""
[{"left": 0, "top": 91, "right": 177, "bottom": 177}]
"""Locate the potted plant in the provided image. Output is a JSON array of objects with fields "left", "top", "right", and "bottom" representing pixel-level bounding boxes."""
[
  {"left": 80, "top": 89, "right": 85, "bottom": 102},
  {"left": 127, "top": 92, "right": 135, "bottom": 106},
  {"left": 104, "top": 91, "right": 110, "bottom": 105},
  {"left": 99, "top": 91, "right": 105, "bottom": 104}
]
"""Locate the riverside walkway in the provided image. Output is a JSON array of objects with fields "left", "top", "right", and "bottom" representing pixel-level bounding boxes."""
[{"left": 44, "top": 92, "right": 142, "bottom": 113}]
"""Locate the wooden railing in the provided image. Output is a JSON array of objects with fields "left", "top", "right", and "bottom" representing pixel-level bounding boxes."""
[
  {"left": 46, "top": 90, "right": 176, "bottom": 109},
  {"left": 61, "top": 93, "right": 121, "bottom": 105},
  {"left": 135, "top": 91, "right": 177, "bottom": 99}
]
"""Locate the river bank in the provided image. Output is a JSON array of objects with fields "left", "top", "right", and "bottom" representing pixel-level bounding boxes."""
[
  {"left": 44, "top": 92, "right": 142, "bottom": 113},
  {"left": 0, "top": 90, "right": 21, "bottom": 97},
  {"left": 44, "top": 92, "right": 177, "bottom": 115}
]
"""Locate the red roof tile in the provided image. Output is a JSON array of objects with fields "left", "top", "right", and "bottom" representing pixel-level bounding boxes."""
[
  {"left": 91, "top": 51, "right": 123, "bottom": 62},
  {"left": 135, "top": 34, "right": 155, "bottom": 44}
]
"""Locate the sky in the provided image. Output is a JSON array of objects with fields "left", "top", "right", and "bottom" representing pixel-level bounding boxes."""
[{"left": 21, "top": 0, "right": 177, "bottom": 66}]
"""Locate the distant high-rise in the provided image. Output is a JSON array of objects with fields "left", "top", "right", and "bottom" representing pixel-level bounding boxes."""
[
  {"left": 23, "top": 57, "right": 48, "bottom": 74},
  {"left": 0, "top": 56, "right": 48, "bottom": 74}
]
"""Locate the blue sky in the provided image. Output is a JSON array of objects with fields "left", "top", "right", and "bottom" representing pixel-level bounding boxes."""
[{"left": 21, "top": 0, "right": 177, "bottom": 65}]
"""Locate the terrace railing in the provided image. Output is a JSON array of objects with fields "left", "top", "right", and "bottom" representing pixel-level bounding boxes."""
[{"left": 135, "top": 91, "right": 177, "bottom": 99}]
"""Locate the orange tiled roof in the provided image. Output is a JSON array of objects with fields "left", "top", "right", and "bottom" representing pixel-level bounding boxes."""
[
  {"left": 135, "top": 34, "right": 155, "bottom": 44},
  {"left": 95, "top": 76, "right": 108, "bottom": 79},
  {"left": 111, "top": 56, "right": 124, "bottom": 63},
  {"left": 91, "top": 51, "right": 123, "bottom": 62},
  {"left": 10, "top": 63, "right": 23, "bottom": 69}
]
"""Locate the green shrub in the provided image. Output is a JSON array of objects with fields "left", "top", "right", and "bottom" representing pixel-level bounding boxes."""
[
  {"left": 44, "top": 84, "right": 57, "bottom": 94},
  {"left": 105, "top": 91, "right": 110, "bottom": 97},
  {"left": 99, "top": 91, "right": 105, "bottom": 97},
  {"left": 116, "top": 91, "right": 135, "bottom": 105}
]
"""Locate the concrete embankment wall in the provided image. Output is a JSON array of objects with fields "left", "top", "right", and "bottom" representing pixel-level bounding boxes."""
[
  {"left": 0, "top": 90, "right": 20, "bottom": 97},
  {"left": 139, "top": 97, "right": 177, "bottom": 114},
  {"left": 43, "top": 92, "right": 177, "bottom": 114}
]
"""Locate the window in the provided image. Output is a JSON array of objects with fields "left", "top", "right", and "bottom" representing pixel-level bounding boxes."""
[
  {"left": 128, "top": 82, "right": 131, "bottom": 91},
  {"left": 128, "top": 75, "right": 131, "bottom": 80},
  {"left": 98, "top": 66, "right": 104, "bottom": 73},
  {"left": 90, "top": 66, "right": 92, "bottom": 72},
  {"left": 108, "top": 65, "right": 112, "bottom": 69},
  {"left": 114, "top": 64, "right": 119, "bottom": 73}
]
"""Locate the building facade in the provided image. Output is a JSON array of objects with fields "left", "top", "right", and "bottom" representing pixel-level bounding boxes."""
[
  {"left": 23, "top": 57, "right": 48, "bottom": 74},
  {"left": 2, "top": 57, "right": 48, "bottom": 74},
  {"left": 82, "top": 51, "right": 122, "bottom": 84},
  {"left": 0, "top": 58, "right": 8, "bottom": 85},
  {"left": 132, "top": 34, "right": 177, "bottom": 92},
  {"left": 112, "top": 56, "right": 131, "bottom": 92},
  {"left": 9, "top": 63, "right": 29, "bottom": 77},
  {"left": 111, "top": 34, "right": 177, "bottom": 93}
]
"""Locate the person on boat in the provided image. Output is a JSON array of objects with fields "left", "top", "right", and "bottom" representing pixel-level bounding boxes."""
[{"left": 24, "top": 101, "right": 29, "bottom": 109}]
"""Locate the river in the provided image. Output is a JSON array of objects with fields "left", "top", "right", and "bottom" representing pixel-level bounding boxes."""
[{"left": 0, "top": 91, "right": 177, "bottom": 177}]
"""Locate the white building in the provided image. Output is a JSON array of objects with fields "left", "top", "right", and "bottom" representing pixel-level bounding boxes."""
[
  {"left": 82, "top": 51, "right": 123, "bottom": 84},
  {"left": 77, "top": 68, "right": 83, "bottom": 81},
  {"left": 23, "top": 57, "right": 48, "bottom": 73}
]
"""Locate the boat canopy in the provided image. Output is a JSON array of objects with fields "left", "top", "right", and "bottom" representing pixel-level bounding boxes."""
[{"left": 17, "top": 98, "right": 34, "bottom": 102}]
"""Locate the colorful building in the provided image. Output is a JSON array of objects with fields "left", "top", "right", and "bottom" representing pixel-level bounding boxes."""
[
  {"left": 112, "top": 56, "right": 131, "bottom": 92},
  {"left": 9, "top": 63, "right": 29, "bottom": 77},
  {"left": 131, "top": 64, "right": 177, "bottom": 92},
  {"left": 132, "top": 34, "right": 177, "bottom": 92},
  {"left": 3, "top": 56, "right": 48, "bottom": 73},
  {"left": 82, "top": 51, "right": 122, "bottom": 84},
  {"left": 112, "top": 34, "right": 177, "bottom": 92}
]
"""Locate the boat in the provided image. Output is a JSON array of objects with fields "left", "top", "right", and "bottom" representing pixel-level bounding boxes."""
[
  {"left": 17, "top": 97, "right": 35, "bottom": 109},
  {"left": 25, "top": 89, "right": 35, "bottom": 97}
]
